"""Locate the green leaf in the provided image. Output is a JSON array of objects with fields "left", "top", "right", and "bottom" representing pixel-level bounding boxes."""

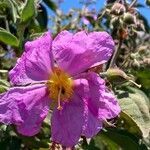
[
  {"left": 36, "top": 4, "right": 48, "bottom": 30},
  {"left": 21, "top": 136, "right": 49, "bottom": 149},
  {"left": 91, "top": 131, "right": 120, "bottom": 150},
  {"left": 6, "top": 0, "right": 18, "bottom": 23},
  {"left": 20, "top": 0, "right": 35, "bottom": 23},
  {"left": 20, "top": 121, "right": 50, "bottom": 149},
  {"left": 117, "top": 87, "right": 150, "bottom": 138},
  {"left": 0, "top": 79, "right": 10, "bottom": 87},
  {"left": 88, "top": 129, "right": 147, "bottom": 150},
  {"left": 118, "top": 111, "right": 142, "bottom": 136},
  {"left": 0, "top": 79, "right": 10, "bottom": 93},
  {"left": 0, "top": 135, "right": 21, "bottom": 150},
  {"left": 0, "top": 85, "right": 8, "bottom": 93},
  {"left": 136, "top": 69, "right": 150, "bottom": 90},
  {"left": 0, "top": 29, "right": 19, "bottom": 47},
  {"left": 0, "top": 0, "right": 18, "bottom": 23}
]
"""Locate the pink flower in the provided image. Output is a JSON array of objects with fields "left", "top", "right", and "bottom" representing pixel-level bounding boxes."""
[{"left": 0, "top": 31, "right": 120, "bottom": 147}]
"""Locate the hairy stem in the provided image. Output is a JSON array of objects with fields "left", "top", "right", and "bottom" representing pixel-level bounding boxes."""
[
  {"left": 129, "top": 0, "right": 137, "bottom": 8},
  {"left": 109, "top": 39, "right": 123, "bottom": 68}
]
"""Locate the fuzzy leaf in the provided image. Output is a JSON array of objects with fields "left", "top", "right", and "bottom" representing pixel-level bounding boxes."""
[{"left": 117, "top": 87, "right": 150, "bottom": 138}]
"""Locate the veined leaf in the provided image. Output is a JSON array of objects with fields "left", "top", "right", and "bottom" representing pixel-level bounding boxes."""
[
  {"left": 118, "top": 111, "right": 142, "bottom": 136},
  {"left": 117, "top": 87, "right": 150, "bottom": 138},
  {"left": 0, "top": 29, "right": 19, "bottom": 47},
  {"left": 0, "top": 85, "right": 9, "bottom": 93},
  {"left": 20, "top": 0, "right": 35, "bottom": 23},
  {"left": 0, "top": 79, "right": 10, "bottom": 87},
  {"left": 0, "top": 79, "right": 10, "bottom": 93}
]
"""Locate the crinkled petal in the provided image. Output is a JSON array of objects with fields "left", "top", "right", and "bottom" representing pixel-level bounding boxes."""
[
  {"left": 98, "top": 91, "right": 121, "bottom": 120},
  {"left": 52, "top": 30, "right": 114, "bottom": 76},
  {"left": 81, "top": 98, "right": 103, "bottom": 138},
  {"left": 51, "top": 92, "right": 84, "bottom": 147},
  {"left": 0, "top": 84, "right": 50, "bottom": 136},
  {"left": 51, "top": 78, "right": 95, "bottom": 146},
  {"left": 51, "top": 77, "right": 101, "bottom": 146},
  {"left": 9, "top": 31, "right": 53, "bottom": 85},
  {"left": 75, "top": 72, "right": 121, "bottom": 120},
  {"left": 74, "top": 76, "right": 103, "bottom": 138}
]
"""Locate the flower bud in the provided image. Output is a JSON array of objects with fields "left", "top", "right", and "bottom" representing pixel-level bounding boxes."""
[
  {"left": 106, "top": 68, "right": 131, "bottom": 80},
  {"left": 123, "top": 13, "right": 135, "bottom": 24},
  {"left": 111, "top": 3, "right": 126, "bottom": 15},
  {"left": 106, "top": 68, "right": 141, "bottom": 88}
]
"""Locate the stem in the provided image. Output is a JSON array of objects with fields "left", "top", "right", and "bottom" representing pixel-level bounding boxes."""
[
  {"left": 16, "top": 24, "right": 26, "bottom": 56},
  {"left": 109, "top": 39, "right": 123, "bottom": 68},
  {"left": 120, "top": 52, "right": 130, "bottom": 68},
  {"left": 129, "top": 0, "right": 137, "bottom": 8},
  {"left": 98, "top": 9, "right": 106, "bottom": 21},
  {"left": 5, "top": 18, "right": 9, "bottom": 32},
  {"left": 129, "top": 80, "right": 141, "bottom": 88}
]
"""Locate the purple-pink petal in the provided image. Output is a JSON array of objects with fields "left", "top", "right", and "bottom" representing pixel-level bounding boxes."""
[
  {"left": 0, "top": 84, "right": 50, "bottom": 136},
  {"left": 75, "top": 77, "right": 102, "bottom": 138},
  {"left": 0, "top": 30, "right": 121, "bottom": 147},
  {"left": 52, "top": 30, "right": 114, "bottom": 76},
  {"left": 81, "top": 98, "right": 103, "bottom": 138},
  {"left": 75, "top": 72, "right": 121, "bottom": 120},
  {"left": 9, "top": 32, "right": 53, "bottom": 85},
  {"left": 98, "top": 91, "right": 121, "bottom": 120},
  {"left": 51, "top": 72, "right": 120, "bottom": 146},
  {"left": 51, "top": 77, "right": 101, "bottom": 146},
  {"left": 51, "top": 93, "right": 84, "bottom": 147}
]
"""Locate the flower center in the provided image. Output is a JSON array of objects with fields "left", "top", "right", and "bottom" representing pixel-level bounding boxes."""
[{"left": 46, "top": 67, "right": 73, "bottom": 110}]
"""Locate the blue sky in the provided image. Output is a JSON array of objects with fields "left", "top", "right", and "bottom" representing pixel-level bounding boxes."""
[
  {"left": 60, "top": 0, "right": 150, "bottom": 19},
  {"left": 47, "top": 0, "right": 150, "bottom": 26}
]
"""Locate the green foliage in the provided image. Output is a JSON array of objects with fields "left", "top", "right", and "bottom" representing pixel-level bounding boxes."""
[
  {"left": 0, "top": 29, "right": 19, "bottom": 47},
  {"left": 117, "top": 87, "right": 150, "bottom": 138},
  {"left": 0, "top": 79, "right": 10, "bottom": 93},
  {"left": 20, "top": 0, "right": 36, "bottom": 23},
  {"left": 136, "top": 70, "right": 150, "bottom": 90},
  {"left": 78, "top": 87, "right": 150, "bottom": 150},
  {"left": 0, "top": 121, "right": 50, "bottom": 150},
  {"left": 0, "top": 0, "right": 150, "bottom": 149},
  {"left": 88, "top": 129, "right": 148, "bottom": 150}
]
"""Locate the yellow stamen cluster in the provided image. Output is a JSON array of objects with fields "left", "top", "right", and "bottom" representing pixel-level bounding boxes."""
[{"left": 47, "top": 68, "right": 73, "bottom": 104}]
